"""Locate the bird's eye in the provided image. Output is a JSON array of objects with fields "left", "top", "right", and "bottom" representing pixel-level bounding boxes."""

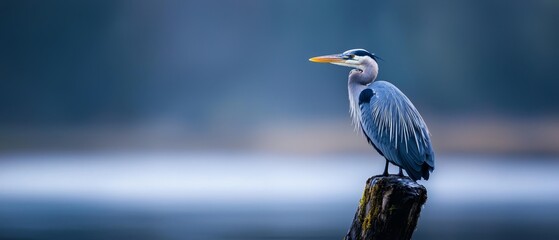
[{"left": 349, "top": 54, "right": 356, "bottom": 59}]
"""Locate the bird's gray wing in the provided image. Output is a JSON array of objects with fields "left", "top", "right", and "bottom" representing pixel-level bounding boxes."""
[{"left": 358, "top": 81, "right": 435, "bottom": 181}]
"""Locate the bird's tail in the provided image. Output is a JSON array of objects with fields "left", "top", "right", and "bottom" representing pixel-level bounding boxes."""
[{"left": 421, "top": 163, "right": 431, "bottom": 180}]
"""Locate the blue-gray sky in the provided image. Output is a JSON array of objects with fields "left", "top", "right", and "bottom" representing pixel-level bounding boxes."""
[{"left": 1, "top": 0, "right": 558, "bottom": 153}]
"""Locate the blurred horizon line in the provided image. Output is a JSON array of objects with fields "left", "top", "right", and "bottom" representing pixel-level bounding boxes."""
[{"left": 1, "top": 114, "right": 558, "bottom": 156}]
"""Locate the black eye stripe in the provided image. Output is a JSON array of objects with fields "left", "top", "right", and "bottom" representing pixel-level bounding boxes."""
[
  {"left": 353, "top": 50, "right": 370, "bottom": 56},
  {"left": 343, "top": 49, "right": 381, "bottom": 61}
]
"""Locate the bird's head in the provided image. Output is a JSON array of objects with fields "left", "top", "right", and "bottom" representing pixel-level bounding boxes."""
[{"left": 309, "top": 49, "right": 382, "bottom": 71}]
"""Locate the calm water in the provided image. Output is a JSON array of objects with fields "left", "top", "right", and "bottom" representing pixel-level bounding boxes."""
[{"left": 0, "top": 153, "right": 558, "bottom": 240}]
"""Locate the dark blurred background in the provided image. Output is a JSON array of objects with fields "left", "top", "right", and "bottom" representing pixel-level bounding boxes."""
[{"left": 0, "top": 1, "right": 558, "bottom": 240}]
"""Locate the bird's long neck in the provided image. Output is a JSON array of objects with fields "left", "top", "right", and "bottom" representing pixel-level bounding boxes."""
[
  {"left": 348, "top": 78, "right": 367, "bottom": 130},
  {"left": 348, "top": 59, "right": 378, "bottom": 130}
]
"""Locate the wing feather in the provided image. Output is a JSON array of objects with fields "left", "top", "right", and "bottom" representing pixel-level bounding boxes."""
[{"left": 359, "top": 81, "right": 435, "bottom": 181}]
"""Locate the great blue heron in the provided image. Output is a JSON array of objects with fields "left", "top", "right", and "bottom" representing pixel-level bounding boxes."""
[{"left": 310, "top": 49, "right": 434, "bottom": 181}]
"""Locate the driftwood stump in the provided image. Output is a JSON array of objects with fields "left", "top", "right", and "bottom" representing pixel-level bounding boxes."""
[{"left": 345, "top": 175, "right": 427, "bottom": 240}]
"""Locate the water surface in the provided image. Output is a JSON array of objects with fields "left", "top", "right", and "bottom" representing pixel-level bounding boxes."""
[{"left": 0, "top": 153, "right": 557, "bottom": 240}]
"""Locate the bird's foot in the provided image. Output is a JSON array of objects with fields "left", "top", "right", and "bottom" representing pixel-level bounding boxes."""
[{"left": 398, "top": 168, "right": 404, "bottom": 177}]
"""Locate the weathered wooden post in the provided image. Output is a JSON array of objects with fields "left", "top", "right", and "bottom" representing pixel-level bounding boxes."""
[{"left": 344, "top": 175, "right": 427, "bottom": 240}]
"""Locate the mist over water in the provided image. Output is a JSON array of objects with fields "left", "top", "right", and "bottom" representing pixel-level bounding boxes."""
[{"left": 1, "top": 153, "right": 558, "bottom": 240}]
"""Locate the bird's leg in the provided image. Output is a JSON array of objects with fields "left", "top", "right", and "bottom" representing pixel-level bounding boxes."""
[
  {"left": 398, "top": 167, "right": 404, "bottom": 177},
  {"left": 383, "top": 159, "right": 389, "bottom": 176}
]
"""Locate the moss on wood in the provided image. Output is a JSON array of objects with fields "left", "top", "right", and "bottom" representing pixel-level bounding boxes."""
[{"left": 345, "top": 175, "right": 427, "bottom": 240}]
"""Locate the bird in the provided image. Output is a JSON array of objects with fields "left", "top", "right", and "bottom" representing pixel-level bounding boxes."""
[{"left": 309, "top": 49, "right": 434, "bottom": 181}]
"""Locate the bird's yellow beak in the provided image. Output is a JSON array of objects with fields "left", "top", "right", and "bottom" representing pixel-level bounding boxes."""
[{"left": 309, "top": 54, "right": 344, "bottom": 63}]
